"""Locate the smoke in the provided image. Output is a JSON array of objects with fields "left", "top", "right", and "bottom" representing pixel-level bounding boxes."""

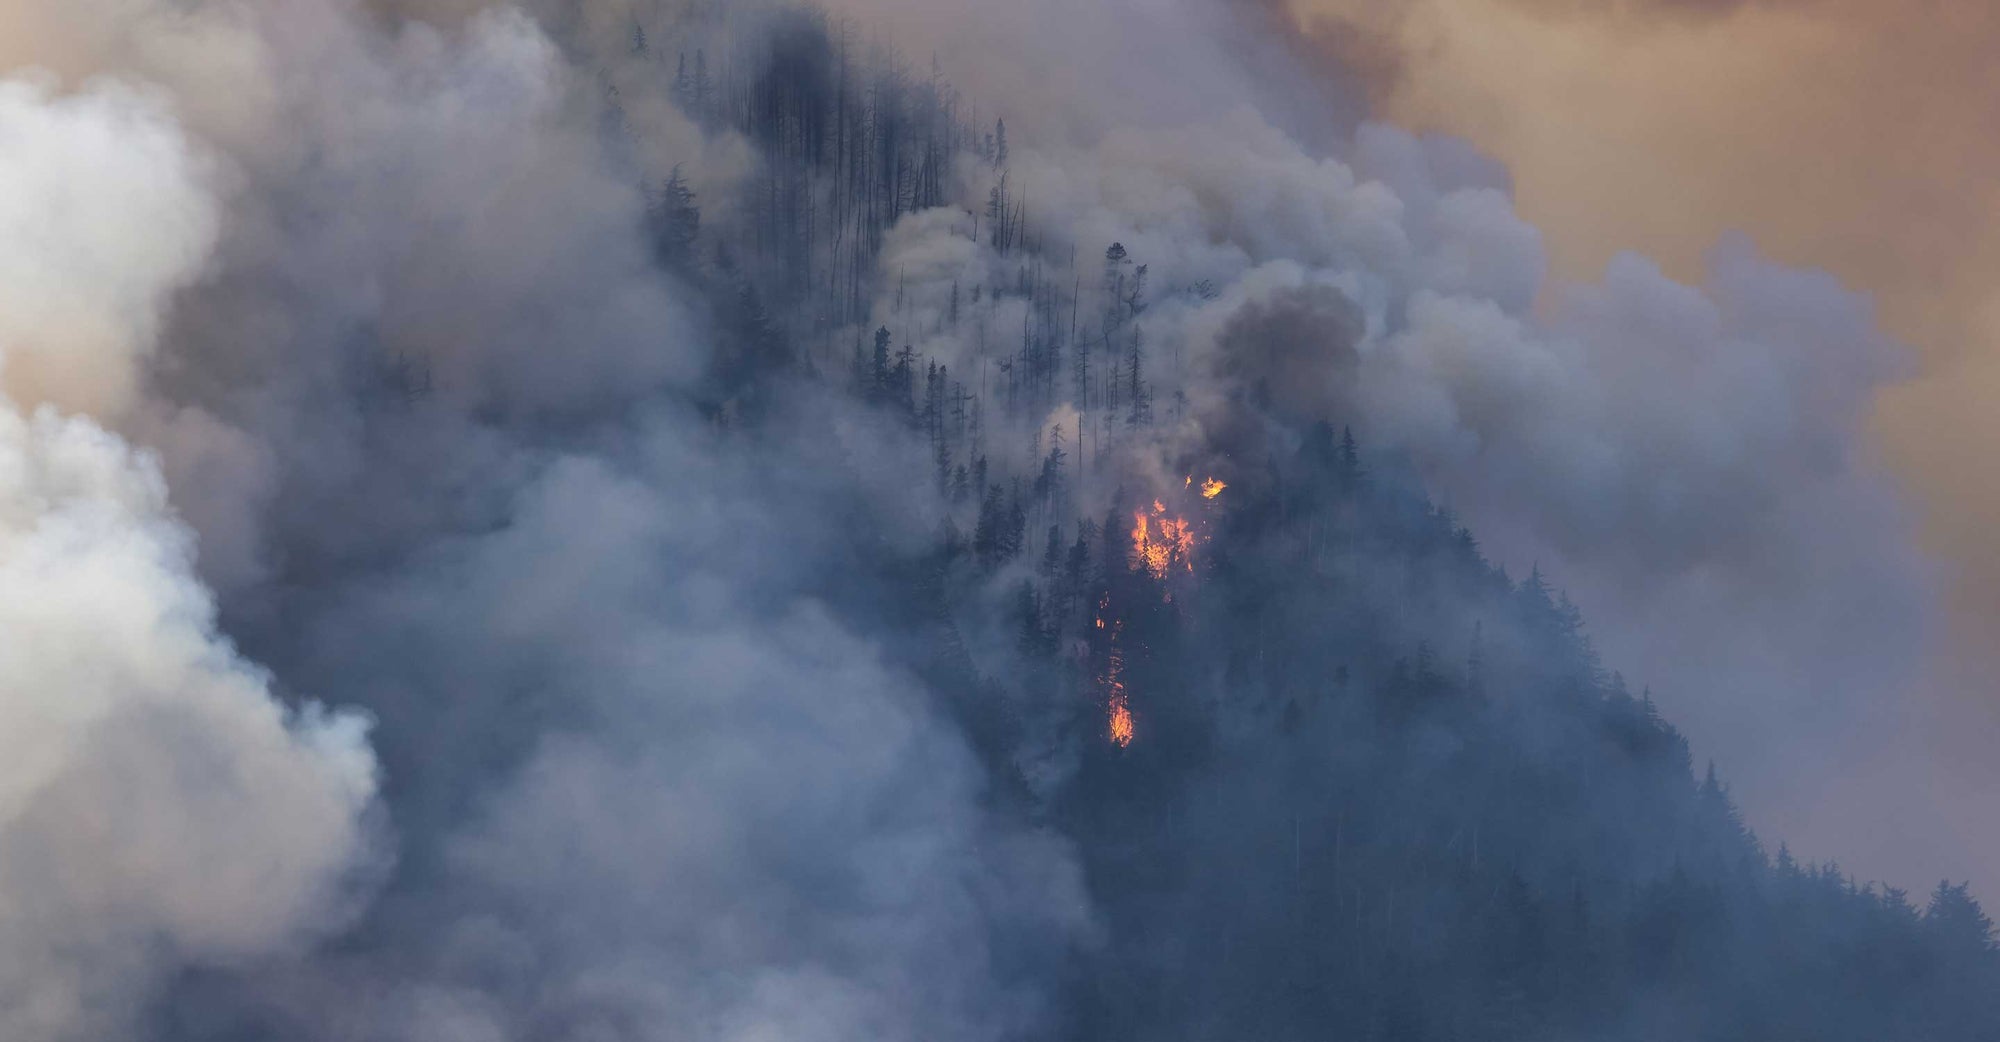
[
  {"left": 872, "top": 64, "right": 1927, "bottom": 877},
  {"left": 1490, "top": 0, "right": 1804, "bottom": 18},
  {"left": 0, "top": 407, "right": 378, "bottom": 1042},
  {"left": 0, "top": 74, "right": 378, "bottom": 1042},
  {"left": 0, "top": 0, "right": 1964, "bottom": 1036},
  {"left": 3, "top": 1, "right": 1093, "bottom": 1038},
  {"left": 1290, "top": 0, "right": 2000, "bottom": 894},
  {"left": 0, "top": 79, "right": 215, "bottom": 416},
  {"left": 198, "top": 439, "right": 1088, "bottom": 1041}
]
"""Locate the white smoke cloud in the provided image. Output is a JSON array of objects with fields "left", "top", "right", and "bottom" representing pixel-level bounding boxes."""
[
  {"left": 0, "top": 74, "right": 378, "bottom": 1041},
  {"left": 0, "top": 7, "right": 1092, "bottom": 1040},
  {"left": 0, "top": 0, "right": 1953, "bottom": 1036},
  {"left": 0, "top": 77, "right": 217, "bottom": 416}
]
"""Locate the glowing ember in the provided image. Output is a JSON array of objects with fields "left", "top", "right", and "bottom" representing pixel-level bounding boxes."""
[
  {"left": 1102, "top": 484, "right": 1219, "bottom": 747},
  {"left": 1101, "top": 617, "right": 1133, "bottom": 747},
  {"left": 1132, "top": 506, "right": 1196, "bottom": 579},
  {"left": 1109, "top": 695, "right": 1134, "bottom": 747}
]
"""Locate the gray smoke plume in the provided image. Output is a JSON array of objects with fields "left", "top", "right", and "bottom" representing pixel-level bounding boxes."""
[
  {"left": 0, "top": 72, "right": 378, "bottom": 1042},
  {"left": 7, "top": 2, "right": 1093, "bottom": 1039},
  {"left": 0, "top": 0, "right": 1958, "bottom": 1037},
  {"left": 869, "top": 88, "right": 1923, "bottom": 852}
]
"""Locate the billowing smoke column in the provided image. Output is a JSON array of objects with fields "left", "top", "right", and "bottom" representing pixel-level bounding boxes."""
[
  {"left": 6, "top": 2, "right": 1089, "bottom": 1039},
  {"left": 861, "top": 4, "right": 1924, "bottom": 853},
  {"left": 0, "top": 0, "right": 1951, "bottom": 1038},
  {"left": 0, "top": 77, "right": 377, "bottom": 1042}
]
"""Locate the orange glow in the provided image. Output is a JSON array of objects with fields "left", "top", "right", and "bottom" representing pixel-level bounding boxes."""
[
  {"left": 1201, "top": 477, "right": 1226, "bottom": 499},
  {"left": 1132, "top": 505, "right": 1196, "bottom": 579},
  {"left": 1101, "top": 618, "right": 1134, "bottom": 747},
  {"left": 1109, "top": 696, "right": 1134, "bottom": 747}
]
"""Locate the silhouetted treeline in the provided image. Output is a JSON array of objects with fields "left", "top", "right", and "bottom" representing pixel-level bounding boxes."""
[{"left": 617, "top": 7, "right": 2000, "bottom": 1038}]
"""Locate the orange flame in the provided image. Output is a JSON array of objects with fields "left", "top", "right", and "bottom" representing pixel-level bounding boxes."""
[
  {"left": 1101, "top": 616, "right": 1134, "bottom": 747},
  {"left": 1201, "top": 477, "right": 1226, "bottom": 499},
  {"left": 1132, "top": 506, "right": 1196, "bottom": 579}
]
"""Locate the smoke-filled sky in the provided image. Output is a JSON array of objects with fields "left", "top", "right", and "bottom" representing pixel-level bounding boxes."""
[
  {"left": 0, "top": 0, "right": 1992, "bottom": 1037},
  {"left": 814, "top": 0, "right": 1971, "bottom": 901},
  {"left": 1285, "top": 0, "right": 2000, "bottom": 906}
]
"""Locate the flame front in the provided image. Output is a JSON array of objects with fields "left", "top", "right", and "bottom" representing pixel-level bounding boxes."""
[
  {"left": 1108, "top": 693, "right": 1134, "bottom": 747},
  {"left": 1101, "top": 614, "right": 1134, "bottom": 748},
  {"left": 1132, "top": 507, "right": 1196, "bottom": 579},
  {"left": 1106, "top": 482, "right": 1226, "bottom": 746}
]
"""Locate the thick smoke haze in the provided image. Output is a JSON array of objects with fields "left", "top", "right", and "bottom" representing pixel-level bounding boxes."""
[
  {"left": 0, "top": 0, "right": 1981, "bottom": 1037},
  {"left": 7, "top": 1, "right": 1090, "bottom": 1038},
  {"left": 1289, "top": 0, "right": 2000, "bottom": 896},
  {"left": 859, "top": 52, "right": 1927, "bottom": 881},
  {"left": 0, "top": 72, "right": 377, "bottom": 1042},
  {"left": 0, "top": 79, "right": 215, "bottom": 416}
]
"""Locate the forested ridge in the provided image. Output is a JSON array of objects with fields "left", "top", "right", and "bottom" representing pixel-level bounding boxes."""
[
  {"left": 551, "top": 6, "right": 2000, "bottom": 1039},
  {"left": 0, "top": 0, "right": 1979, "bottom": 1038}
]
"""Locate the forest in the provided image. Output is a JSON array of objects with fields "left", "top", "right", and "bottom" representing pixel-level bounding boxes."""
[
  {"left": 2, "top": 0, "right": 1985, "bottom": 1039},
  {"left": 577, "top": 5, "right": 2000, "bottom": 1039}
]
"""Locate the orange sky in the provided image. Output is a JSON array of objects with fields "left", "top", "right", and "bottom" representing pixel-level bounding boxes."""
[
  {"left": 1290, "top": 0, "right": 2000, "bottom": 567},
  {"left": 1289, "top": 0, "right": 2000, "bottom": 886}
]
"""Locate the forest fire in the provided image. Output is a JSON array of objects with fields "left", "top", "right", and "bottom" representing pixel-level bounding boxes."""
[
  {"left": 1103, "top": 480, "right": 1227, "bottom": 745},
  {"left": 1131, "top": 508, "right": 1195, "bottom": 579},
  {"left": 1108, "top": 693, "right": 1134, "bottom": 747},
  {"left": 1101, "top": 616, "right": 1133, "bottom": 748},
  {"left": 1134, "top": 492, "right": 1198, "bottom": 579}
]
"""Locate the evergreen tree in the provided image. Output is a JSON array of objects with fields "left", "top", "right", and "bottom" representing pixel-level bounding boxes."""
[
  {"left": 1004, "top": 486, "right": 1027, "bottom": 560},
  {"left": 870, "top": 326, "right": 891, "bottom": 400},
  {"left": 1125, "top": 325, "right": 1146, "bottom": 428},
  {"left": 1066, "top": 522, "right": 1093, "bottom": 590},
  {"left": 1036, "top": 423, "right": 1067, "bottom": 506},
  {"left": 892, "top": 340, "right": 918, "bottom": 416},
  {"left": 692, "top": 49, "right": 713, "bottom": 118},
  {"left": 1927, "top": 881, "right": 1996, "bottom": 955},
  {"left": 973, "top": 485, "right": 1005, "bottom": 568},
  {"left": 1015, "top": 579, "right": 1046, "bottom": 656},
  {"left": 647, "top": 165, "right": 701, "bottom": 267}
]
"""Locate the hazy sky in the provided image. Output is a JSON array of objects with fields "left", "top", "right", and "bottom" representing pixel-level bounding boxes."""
[{"left": 1288, "top": 0, "right": 2000, "bottom": 892}]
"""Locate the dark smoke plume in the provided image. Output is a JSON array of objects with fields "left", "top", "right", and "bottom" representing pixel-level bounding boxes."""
[{"left": 0, "top": 0, "right": 1986, "bottom": 1040}]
